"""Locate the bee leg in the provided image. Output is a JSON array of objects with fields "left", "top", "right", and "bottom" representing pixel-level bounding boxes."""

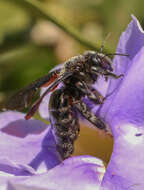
[
  {"left": 87, "top": 87, "right": 105, "bottom": 104},
  {"left": 74, "top": 99, "right": 107, "bottom": 131},
  {"left": 105, "top": 71, "right": 124, "bottom": 79},
  {"left": 76, "top": 81, "right": 104, "bottom": 104}
]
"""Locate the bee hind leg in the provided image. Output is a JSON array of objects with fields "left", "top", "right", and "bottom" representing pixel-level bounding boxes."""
[{"left": 74, "top": 99, "right": 107, "bottom": 131}]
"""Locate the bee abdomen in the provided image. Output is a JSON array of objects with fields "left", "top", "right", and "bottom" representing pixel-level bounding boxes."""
[
  {"left": 49, "top": 89, "right": 79, "bottom": 159},
  {"left": 56, "top": 140, "right": 74, "bottom": 159}
]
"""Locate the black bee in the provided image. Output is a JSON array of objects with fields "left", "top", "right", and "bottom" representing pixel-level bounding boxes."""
[{"left": 1, "top": 50, "right": 126, "bottom": 160}]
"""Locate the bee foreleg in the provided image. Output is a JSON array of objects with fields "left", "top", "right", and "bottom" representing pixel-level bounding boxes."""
[
  {"left": 76, "top": 81, "right": 104, "bottom": 104},
  {"left": 88, "top": 87, "right": 105, "bottom": 104}
]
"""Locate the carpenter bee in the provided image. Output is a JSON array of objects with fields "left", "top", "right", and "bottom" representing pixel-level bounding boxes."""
[{"left": 1, "top": 50, "right": 126, "bottom": 160}]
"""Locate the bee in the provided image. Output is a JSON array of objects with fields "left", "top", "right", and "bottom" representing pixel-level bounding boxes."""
[{"left": 1, "top": 50, "right": 126, "bottom": 160}]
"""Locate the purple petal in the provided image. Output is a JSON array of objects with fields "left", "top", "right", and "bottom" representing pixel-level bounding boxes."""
[
  {"left": 84, "top": 15, "right": 144, "bottom": 116},
  {"left": 38, "top": 88, "right": 51, "bottom": 120},
  {"left": 103, "top": 47, "right": 144, "bottom": 127},
  {"left": 99, "top": 15, "right": 144, "bottom": 120},
  {"left": 109, "top": 15, "right": 144, "bottom": 92},
  {"left": 0, "top": 111, "right": 47, "bottom": 137},
  {"left": 100, "top": 17, "right": 144, "bottom": 189},
  {"left": 0, "top": 173, "right": 27, "bottom": 190},
  {"left": 8, "top": 156, "right": 105, "bottom": 190},
  {"left": 0, "top": 111, "right": 61, "bottom": 173},
  {"left": 29, "top": 127, "right": 62, "bottom": 171},
  {"left": 0, "top": 158, "right": 35, "bottom": 176},
  {"left": 0, "top": 111, "right": 47, "bottom": 164}
]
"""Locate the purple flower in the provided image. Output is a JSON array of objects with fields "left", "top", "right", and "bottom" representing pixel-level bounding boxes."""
[{"left": 0, "top": 15, "right": 144, "bottom": 190}]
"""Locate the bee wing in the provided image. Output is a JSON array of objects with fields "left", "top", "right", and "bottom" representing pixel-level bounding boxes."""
[
  {"left": 1, "top": 69, "right": 61, "bottom": 111},
  {"left": 25, "top": 71, "right": 73, "bottom": 120}
]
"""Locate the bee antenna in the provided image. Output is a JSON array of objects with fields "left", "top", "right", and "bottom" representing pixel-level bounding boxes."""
[
  {"left": 105, "top": 53, "right": 129, "bottom": 57},
  {"left": 100, "top": 32, "right": 111, "bottom": 53},
  {"left": 101, "top": 53, "right": 129, "bottom": 65}
]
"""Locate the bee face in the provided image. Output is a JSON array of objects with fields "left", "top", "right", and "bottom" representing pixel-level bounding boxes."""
[{"left": 91, "top": 53, "right": 113, "bottom": 72}]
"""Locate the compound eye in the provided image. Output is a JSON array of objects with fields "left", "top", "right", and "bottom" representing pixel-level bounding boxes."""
[
  {"left": 101, "top": 56, "right": 113, "bottom": 71},
  {"left": 91, "top": 55, "right": 101, "bottom": 65}
]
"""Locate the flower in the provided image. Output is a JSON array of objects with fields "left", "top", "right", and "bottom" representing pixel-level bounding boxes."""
[
  {"left": 0, "top": 15, "right": 144, "bottom": 190},
  {"left": 0, "top": 111, "right": 62, "bottom": 189}
]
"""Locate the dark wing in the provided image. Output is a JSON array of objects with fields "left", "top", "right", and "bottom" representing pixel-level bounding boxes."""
[
  {"left": 25, "top": 71, "right": 73, "bottom": 120},
  {"left": 1, "top": 69, "right": 61, "bottom": 111}
]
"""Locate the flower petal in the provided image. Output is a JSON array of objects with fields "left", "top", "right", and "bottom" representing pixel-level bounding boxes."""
[
  {"left": 109, "top": 15, "right": 144, "bottom": 92},
  {"left": 0, "top": 158, "right": 35, "bottom": 176},
  {"left": 0, "top": 111, "right": 47, "bottom": 137},
  {"left": 101, "top": 18, "right": 144, "bottom": 189},
  {"left": 8, "top": 156, "right": 105, "bottom": 190},
  {"left": 104, "top": 47, "right": 144, "bottom": 127},
  {"left": 38, "top": 88, "right": 51, "bottom": 120},
  {"left": 0, "top": 172, "right": 28, "bottom": 190},
  {"left": 0, "top": 111, "right": 61, "bottom": 173},
  {"left": 99, "top": 15, "right": 144, "bottom": 120}
]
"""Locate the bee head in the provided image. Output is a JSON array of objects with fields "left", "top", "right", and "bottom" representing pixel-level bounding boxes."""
[{"left": 90, "top": 52, "right": 113, "bottom": 72}]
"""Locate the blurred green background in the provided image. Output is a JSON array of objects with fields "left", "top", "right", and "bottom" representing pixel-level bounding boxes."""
[{"left": 0, "top": 0, "right": 143, "bottom": 164}]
